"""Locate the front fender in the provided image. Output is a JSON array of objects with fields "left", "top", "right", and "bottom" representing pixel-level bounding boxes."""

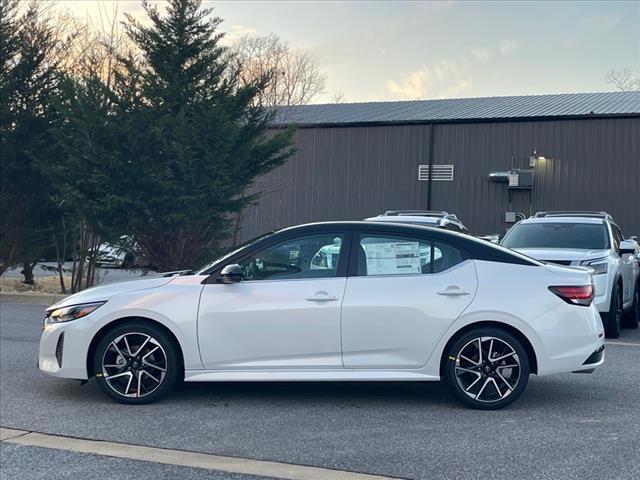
[{"left": 79, "top": 279, "right": 206, "bottom": 376}]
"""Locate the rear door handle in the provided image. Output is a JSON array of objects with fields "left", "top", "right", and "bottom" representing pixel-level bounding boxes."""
[
  {"left": 436, "top": 286, "right": 469, "bottom": 296},
  {"left": 306, "top": 291, "right": 338, "bottom": 302}
]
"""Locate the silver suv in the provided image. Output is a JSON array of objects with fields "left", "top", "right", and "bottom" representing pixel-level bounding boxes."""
[
  {"left": 501, "top": 211, "right": 640, "bottom": 337},
  {"left": 364, "top": 210, "right": 469, "bottom": 233}
]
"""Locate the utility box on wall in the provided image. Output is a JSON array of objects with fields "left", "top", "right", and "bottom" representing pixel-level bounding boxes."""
[{"left": 507, "top": 169, "right": 533, "bottom": 190}]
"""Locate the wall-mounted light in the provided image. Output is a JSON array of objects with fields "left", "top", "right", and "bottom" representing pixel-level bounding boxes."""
[{"left": 529, "top": 155, "right": 547, "bottom": 168}]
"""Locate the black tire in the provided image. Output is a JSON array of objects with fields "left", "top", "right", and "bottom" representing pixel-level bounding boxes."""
[
  {"left": 603, "top": 283, "right": 623, "bottom": 338},
  {"left": 443, "top": 327, "right": 530, "bottom": 410},
  {"left": 623, "top": 281, "right": 639, "bottom": 329},
  {"left": 121, "top": 253, "right": 135, "bottom": 269},
  {"left": 92, "top": 321, "right": 180, "bottom": 404}
]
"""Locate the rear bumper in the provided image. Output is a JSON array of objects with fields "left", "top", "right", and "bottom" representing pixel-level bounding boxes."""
[
  {"left": 532, "top": 303, "right": 605, "bottom": 375},
  {"left": 572, "top": 345, "right": 605, "bottom": 373}
]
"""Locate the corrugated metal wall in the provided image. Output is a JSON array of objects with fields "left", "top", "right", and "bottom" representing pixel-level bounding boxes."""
[{"left": 240, "top": 117, "right": 640, "bottom": 241}]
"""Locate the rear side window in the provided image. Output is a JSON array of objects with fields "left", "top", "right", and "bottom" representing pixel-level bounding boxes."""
[
  {"left": 501, "top": 222, "right": 610, "bottom": 250},
  {"left": 357, "top": 235, "right": 464, "bottom": 276}
]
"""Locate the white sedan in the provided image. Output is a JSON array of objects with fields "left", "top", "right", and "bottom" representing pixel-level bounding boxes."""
[{"left": 39, "top": 221, "right": 605, "bottom": 409}]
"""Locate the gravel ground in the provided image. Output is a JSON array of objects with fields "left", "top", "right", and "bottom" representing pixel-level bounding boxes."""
[{"left": 1, "top": 302, "right": 639, "bottom": 480}]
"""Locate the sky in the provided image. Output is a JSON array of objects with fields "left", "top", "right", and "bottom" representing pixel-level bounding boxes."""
[{"left": 54, "top": 0, "right": 640, "bottom": 104}]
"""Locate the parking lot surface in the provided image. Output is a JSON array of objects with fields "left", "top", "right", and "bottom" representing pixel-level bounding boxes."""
[{"left": 1, "top": 302, "right": 639, "bottom": 480}]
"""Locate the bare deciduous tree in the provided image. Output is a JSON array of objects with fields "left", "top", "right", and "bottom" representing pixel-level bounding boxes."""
[
  {"left": 57, "top": 1, "right": 133, "bottom": 87},
  {"left": 332, "top": 90, "right": 346, "bottom": 104},
  {"left": 605, "top": 68, "right": 640, "bottom": 92},
  {"left": 232, "top": 33, "right": 326, "bottom": 106}
]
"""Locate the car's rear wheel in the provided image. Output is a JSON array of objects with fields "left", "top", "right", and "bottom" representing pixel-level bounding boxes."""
[
  {"left": 623, "top": 281, "right": 639, "bottom": 329},
  {"left": 603, "top": 283, "right": 623, "bottom": 338},
  {"left": 443, "top": 328, "right": 530, "bottom": 410},
  {"left": 93, "top": 322, "right": 180, "bottom": 404}
]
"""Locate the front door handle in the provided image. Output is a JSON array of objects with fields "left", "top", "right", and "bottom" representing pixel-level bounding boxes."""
[
  {"left": 436, "top": 286, "right": 469, "bottom": 296},
  {"left": 306, "top": 291, "right": 338, "bottom": 302}
]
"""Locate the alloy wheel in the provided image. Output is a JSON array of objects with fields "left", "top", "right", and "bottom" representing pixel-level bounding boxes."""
[
  {"left": 454, "top": 336, "right": 521, "bottom": 403},
  {"left": 101, "top": 332, "right": 167, "bottom": 398}
]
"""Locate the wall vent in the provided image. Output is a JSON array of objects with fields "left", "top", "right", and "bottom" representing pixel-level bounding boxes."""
[{"left": 418, "top": 164, "right": 454, "bottom": 181}]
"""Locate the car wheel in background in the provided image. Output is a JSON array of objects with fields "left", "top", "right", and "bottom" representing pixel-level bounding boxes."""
[
  {"left": 122, "top": 253, "right": 135, "bottom": 269},
  {"left": 604, "top": 283, "right": 623, "bottom": 338},
  {"left": 443, "top": 328, "right": 530, "bottom": 410},
  {"left": 623, "top": 281, "right": 639, "bottom": 329},
  {"left": 93, "top": 321, "right": 180, "bottom": 404}
]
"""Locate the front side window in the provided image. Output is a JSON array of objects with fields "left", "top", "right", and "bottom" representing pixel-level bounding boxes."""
[
  {"left": 238, "top": 234, "right": 345, "bottom": 281},
  {"left": 501, "top": 222, "right": 610, "bottom": 250},
  {"left": 357, "top": 235, "right": 463, "bottom": 276}
]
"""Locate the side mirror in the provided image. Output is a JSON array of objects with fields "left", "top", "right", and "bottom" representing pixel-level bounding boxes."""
[
  {"left": 619, "top": 240, "right": 637, "bottom": 255},
  {"left": 219, "top": 264, "right": 242, "bottom": 284}
]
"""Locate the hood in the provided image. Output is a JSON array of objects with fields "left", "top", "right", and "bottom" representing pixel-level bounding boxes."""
[
  {"left": 48, "top": 277, "right": 175, "bottom": 310},
  {"left": 513, "top": 248, "right": 609, "bottom": 263}
]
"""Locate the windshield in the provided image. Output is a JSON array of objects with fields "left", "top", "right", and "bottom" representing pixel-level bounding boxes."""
[
  {"left": 195, "top": 231, "right": 275, "bottom": 274},
  {"left": 501, "top": 222, "right": 610, "bottom": 250}
]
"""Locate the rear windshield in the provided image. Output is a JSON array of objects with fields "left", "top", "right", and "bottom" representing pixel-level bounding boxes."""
[{"left": 501, "top": 222, "right": 610, "bottom": 250}]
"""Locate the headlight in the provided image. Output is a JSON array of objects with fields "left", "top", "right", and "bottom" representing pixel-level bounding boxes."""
[
  {"left": 580, "top": 258, "right": 608, "bottom": 275},
  {"left": 46, "top": 302, "right": 106, "bottom": 324}
]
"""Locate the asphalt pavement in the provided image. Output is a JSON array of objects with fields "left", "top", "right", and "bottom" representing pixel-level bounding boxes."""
[
  {"left": 0, "top": 443, "right": 272, "bottom": 480},
  {"left": 1, "top": 302, "right": 639, "bottom": 480}
]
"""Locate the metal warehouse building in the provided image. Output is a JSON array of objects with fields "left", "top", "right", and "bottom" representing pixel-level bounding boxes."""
[{"left": 240, "top": 91, "right": 640, "bottom": 241}]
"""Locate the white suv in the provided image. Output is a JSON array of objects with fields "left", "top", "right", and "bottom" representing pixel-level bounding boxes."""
[{"left": 501, "top": 211, "right": 640, "bottom": 337}]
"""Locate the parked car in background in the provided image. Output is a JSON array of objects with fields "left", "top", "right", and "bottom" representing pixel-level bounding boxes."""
[
  {"left": 364, "top": 210, "right": 469, "bottom": 233},
  {"left": 95, "top": 243, "right": 134, "bottom": 269},
  {"left": 501, "top": 211, "right": 640, "bottom": 337},
  {"left": 477, "top": 234, "right": 501, "bottom": 244},
  {"left": 40, "top": 221, "right": 604, "bottom": 410},
  {"left": 95, "top": 236, "right": 148, "bottom": 269}
]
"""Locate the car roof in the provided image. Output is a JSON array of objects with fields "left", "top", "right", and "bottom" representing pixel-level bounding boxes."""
[
  {"left": 276, "top": 221, "right": 538, "bottom": 262},
  {"left": 198, "top": 221, "right": 540, "bottom": 275},
  {"left": 519, "top": 216, "right": 605, "bottom": 225}
]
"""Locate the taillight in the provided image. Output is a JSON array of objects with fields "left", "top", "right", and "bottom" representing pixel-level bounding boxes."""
[{"left": 548, "top": 285, "right": 594, "bottom": 306}]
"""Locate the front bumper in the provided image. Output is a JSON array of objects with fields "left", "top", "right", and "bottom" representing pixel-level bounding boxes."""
[
  {"left": 39, "top": 320, "right": 91, "bottom": 380},
  {"left": 592, "top": 274, "right": 611, "bottom": 313}
]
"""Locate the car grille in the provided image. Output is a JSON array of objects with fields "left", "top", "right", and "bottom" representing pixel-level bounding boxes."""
[
  {"left": 55, "top": 332, "right": 64, "bottom": 368},
  {"left": 542, "top": 260, "right": 573, "bottom": 266}
]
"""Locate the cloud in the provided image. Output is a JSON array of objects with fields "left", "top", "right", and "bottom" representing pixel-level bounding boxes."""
[
  {"left": 471, "top": 47, "right": 491, "bottom": 63},
  {"left": 386, "top": 60, "right": 472, "bottom": 100},
  {"left": 578, "top": 14, "right": 622, "bottom": 32},
  {"left": 221, "top": 25, "right": 258, "bottom": 44},
  {"left": 499, "top": 40, "right": 518, "bottom": 54}
]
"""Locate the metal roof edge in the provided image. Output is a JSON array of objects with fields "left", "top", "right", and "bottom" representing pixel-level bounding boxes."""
[{"left": 269, "top": 112, "right": 640, "bottom": 129}]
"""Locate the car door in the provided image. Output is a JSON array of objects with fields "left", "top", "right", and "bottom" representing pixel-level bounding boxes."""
[
  {"left": 197, "top": 232, "right": 349, "bottom": 369},
  {"left": 341, "top": 232, "right": 478, "bottom": 369},
  {"left": 612, "top": 224, "right": 634, "bottom": 306}
]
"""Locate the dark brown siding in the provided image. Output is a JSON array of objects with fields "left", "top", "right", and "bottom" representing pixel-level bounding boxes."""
[{"left": 240, "top": 117, "right": 640, "bottom": 241}]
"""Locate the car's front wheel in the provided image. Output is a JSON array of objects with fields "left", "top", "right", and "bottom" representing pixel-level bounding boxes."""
[
  {"left": 93, "top": 321, "right": 180, "bottom": 404},
  {"left": 443, "top": 328, "right": 530, "bottom": 410},
  {"left": 603, "top": 283, "right": 623, "bottom": 338}
]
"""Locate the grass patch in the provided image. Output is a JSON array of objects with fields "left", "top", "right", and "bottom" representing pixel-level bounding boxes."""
[{"left": 0, "top": 276, "right": 70, "bottom": 294}]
